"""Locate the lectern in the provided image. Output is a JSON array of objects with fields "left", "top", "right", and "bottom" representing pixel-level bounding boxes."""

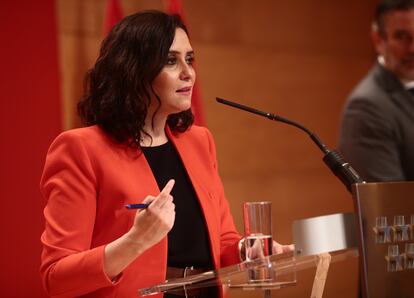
[
  {"left": 139, "top": 249, "right": 358, "bottom": 297},
  {"left": 353, "top": 182, "right": 414, "bottom": 298}
]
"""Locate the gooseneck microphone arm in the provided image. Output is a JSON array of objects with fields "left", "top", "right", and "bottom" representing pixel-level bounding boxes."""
[
  {"left": 216, "top": 97, "right": 365, "bottom": 193},
  {"left": 216, "top": 98, "right": 330, "bottom": 154}
]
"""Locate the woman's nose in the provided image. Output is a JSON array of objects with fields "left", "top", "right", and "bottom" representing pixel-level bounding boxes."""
[{"left": 179, "top": 63, "right": 193, "bottom": 81}]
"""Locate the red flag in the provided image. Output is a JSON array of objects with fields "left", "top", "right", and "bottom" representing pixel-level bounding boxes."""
[
  {"left": 166, "top": 0, "right": 206, "bottom": 126},
  {"left": 167, "top": 0, "right": 185, "bottom": 18},
  {"left": 103, "top": 0, "right": 123, "bottom": 36}
]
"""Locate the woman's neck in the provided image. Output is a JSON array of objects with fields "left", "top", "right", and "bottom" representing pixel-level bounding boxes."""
[{"left": 141, "top": 109, "right": 169, "bottom": 147}]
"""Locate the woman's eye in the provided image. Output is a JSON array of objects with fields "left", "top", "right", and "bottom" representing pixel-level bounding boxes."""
[
  {"left": 186, "top": 56, "right": 194, "bottom": 65},
  {"left": 166, "top": 57, "right": 176, "bottom": 65}
]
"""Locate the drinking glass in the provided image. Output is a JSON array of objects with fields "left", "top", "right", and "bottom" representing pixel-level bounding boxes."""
[{"left": 243, "top": 201, "right": 274, "bottom": 282}]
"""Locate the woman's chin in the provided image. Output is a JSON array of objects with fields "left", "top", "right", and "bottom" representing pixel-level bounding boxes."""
[{"left": 176, "top": 102, "right": 192, "bottom": 112}]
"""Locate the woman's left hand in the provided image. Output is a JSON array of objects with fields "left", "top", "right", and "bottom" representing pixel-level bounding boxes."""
[
  {"left": 244, "top": 239, "right": 295, "bottom": 261},
  {"left": 272, "top": 241, "right": 294, "bottom": 254}
]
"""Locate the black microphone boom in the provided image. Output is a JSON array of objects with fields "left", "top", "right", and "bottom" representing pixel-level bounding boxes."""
[{"left": 216, "top": 97, "right": 365, "bottom": 193}]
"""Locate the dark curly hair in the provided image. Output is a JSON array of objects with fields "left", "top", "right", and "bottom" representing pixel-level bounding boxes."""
[{"left": 78, "top": 10, "right": 194, "bottom": 149}]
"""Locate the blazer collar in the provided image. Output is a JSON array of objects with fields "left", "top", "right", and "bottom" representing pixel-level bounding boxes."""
[
  {"left": 166, "top": 125, "right": 221, "bottom": 268},
  {"left": 374, "top": 63, "right": 414, "bottom": 112},
  {"left": 374, "top": 63, "right": 405, "bottom": 94},
  {"left": 165, "top": 126, "right": 198, "bottom": 175}
]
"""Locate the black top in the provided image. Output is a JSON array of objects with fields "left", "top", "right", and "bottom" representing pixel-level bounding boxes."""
[{"left": 142, "top": 141, "right": 213, "bottom": 268}]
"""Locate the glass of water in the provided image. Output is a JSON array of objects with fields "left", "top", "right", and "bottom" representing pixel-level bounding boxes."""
[{"left": 243, "top": 201, "right": 274, "bottom": 282}]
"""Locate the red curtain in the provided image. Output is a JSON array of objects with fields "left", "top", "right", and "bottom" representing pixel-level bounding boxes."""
[{"left": 0, "top": 1, "right": 60, "bottom": 296}]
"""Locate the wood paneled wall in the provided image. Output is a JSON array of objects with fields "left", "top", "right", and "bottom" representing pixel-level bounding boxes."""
[{"left": 58, "top": 1, "right": 378, "bottom": 297}]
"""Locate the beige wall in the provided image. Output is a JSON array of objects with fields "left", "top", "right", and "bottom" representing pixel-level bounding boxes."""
[{"left": 58, "top": 1, "right": 379, "bottom": 297}]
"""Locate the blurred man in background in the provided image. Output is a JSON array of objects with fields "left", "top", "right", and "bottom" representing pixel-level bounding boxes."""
[{"left": 338, "top": 0, "right": 414, "bottom": 182}]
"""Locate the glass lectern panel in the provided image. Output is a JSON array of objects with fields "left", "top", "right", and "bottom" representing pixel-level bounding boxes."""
[
  {"left": 139, "top": 248, "right": 358, "bottom": 296},
  {"left": 353, "top": 181, "right": 414, "bottom": 298}
]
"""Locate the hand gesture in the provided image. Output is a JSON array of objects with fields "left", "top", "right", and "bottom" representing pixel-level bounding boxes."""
[{"left": 128, "top": 179, "right": 176, "bottom": 252}]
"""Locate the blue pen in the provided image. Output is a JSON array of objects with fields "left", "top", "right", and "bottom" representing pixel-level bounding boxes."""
[
  {"left": 125, "top": 203, "right": 150, "bottom": 209},
  {"left": 125, "top": 179, "right": 174, "bottom": 210}
]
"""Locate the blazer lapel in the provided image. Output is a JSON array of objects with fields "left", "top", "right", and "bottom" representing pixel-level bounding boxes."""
[
  {"left": 375, "top": 63, "right": 414, "bottom": 120},
  {"left": 166, "top": 127, "right": 221, "bottom": 268}
]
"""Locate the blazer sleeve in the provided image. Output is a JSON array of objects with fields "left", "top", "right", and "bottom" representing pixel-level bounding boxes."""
[
  {"left": 204, "top": 128, "right": 242, "bottom": 266},
  {"left": 40, "top": 131, "right": 116, "bottom": 297},
  {"left": 338, "top": 97, "right": 405, "bottom": 182}
]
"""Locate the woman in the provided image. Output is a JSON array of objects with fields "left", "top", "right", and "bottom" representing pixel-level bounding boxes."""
[{"left": 40, "top": 11, "right": 291, "bottom": 298}]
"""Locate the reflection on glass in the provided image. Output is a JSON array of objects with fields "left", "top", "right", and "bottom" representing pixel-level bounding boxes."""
[
  {"left": 374, "top": 216, "right": 391, "bottom": 243},
  {"left": 245, "top": 234, "right": 274, "bottom": 281},
  {"left": 405, "top": 243, "right": 414, "bottom": 270},
  {"left": 393, "top": 215, "right": 409, "bottom": 242},
  {"left": 386, "top": 245, "right": 403, "bottom": 272}
]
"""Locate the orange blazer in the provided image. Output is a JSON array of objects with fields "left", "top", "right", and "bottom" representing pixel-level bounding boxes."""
[{"left": 40, "top": 125, "right": 241, "bottom": 298}]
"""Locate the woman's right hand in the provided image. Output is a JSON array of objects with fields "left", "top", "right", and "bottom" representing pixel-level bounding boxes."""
[
  {"left": 127, "top": 179, "right": 176, "bottom": 252},
  {"left": 104, "top": 180, "right": 175, "bottom": 279}
]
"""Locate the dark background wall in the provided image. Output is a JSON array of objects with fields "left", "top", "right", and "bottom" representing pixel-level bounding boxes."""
[{"left": 1, "top": 0, "right": 378, "bottom": 296}]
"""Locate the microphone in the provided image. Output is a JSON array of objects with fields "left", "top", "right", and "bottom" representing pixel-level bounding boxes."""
[{"left": 216, "top": 97, "right": 365, "bottom": 193}]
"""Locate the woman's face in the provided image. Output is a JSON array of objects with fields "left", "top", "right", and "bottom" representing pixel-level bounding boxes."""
[{"left": 151, "top": 28, "right": 196, "bottom": 116}]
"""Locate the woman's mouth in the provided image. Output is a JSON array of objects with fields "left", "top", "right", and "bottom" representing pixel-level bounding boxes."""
[{"left": 176, "top": 86, "right": 192, "bottom": 94}]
